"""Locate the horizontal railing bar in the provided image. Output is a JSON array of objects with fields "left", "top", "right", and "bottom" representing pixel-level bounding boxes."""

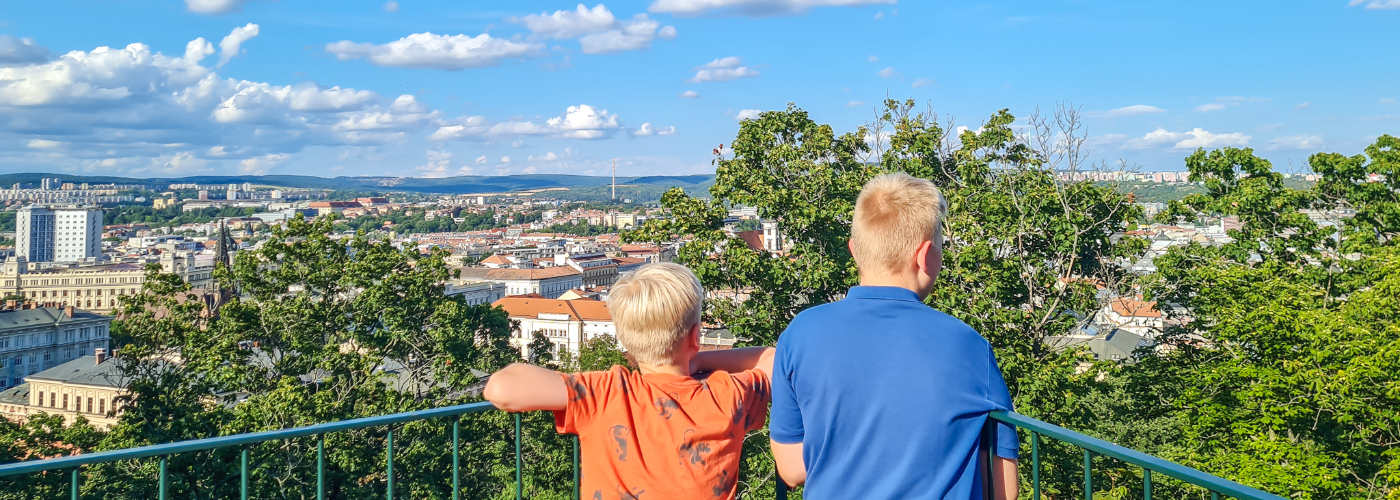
[
  {"left": 988, "top": 411, "right": 1283, "bottom": 500},
  {"left": 0, "top": 402, "right": 499, "bottom": 477}
]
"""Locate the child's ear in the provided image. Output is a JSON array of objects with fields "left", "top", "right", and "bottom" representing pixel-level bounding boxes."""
[{"left": 689, "top": 323, "right": 702, "bottom": 350}]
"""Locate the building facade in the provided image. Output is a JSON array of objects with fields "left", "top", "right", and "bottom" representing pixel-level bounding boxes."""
[
  {"left": 17, "top": 205, "right": 104, "bottom": 263},
  {"left": 484, "top": 267, "right": 583, "bottom": 299},
  {"left": 0, "top": 352, "right": 125, "bottom": 429},
  {"left": 0, "top": 254, "right": 214, "bottom": 314},
  {"left": 493, "top": 296, "right": 614, "bottom": 359},
  {"left": 0, "top": 305, "right": 113, "bottom": 391},
  {"left": 445, "top": 279, "right": 507, "bottom": 306}
]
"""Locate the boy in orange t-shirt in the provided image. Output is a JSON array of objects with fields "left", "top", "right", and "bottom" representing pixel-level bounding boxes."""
[{"left": 484, "top": 262, "right": 774, "bottom": 500}]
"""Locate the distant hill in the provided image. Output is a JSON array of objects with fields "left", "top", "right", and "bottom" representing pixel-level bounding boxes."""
[{"left": 0, "top": 173, "right": 717, "bottom": 196}]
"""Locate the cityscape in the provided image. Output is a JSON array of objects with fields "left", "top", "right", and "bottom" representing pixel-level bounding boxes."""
[{"left": 0, "top": 1, "right": 1396, "bottom": 500}]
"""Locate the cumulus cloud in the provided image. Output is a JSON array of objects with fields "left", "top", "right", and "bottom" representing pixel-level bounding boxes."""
[
  {"left": 511, "top": 5, "right": 676, "bottom": 54},
  {"left": 735, "top": 109, "right": 761, "bottom": 121},
  {"left": 679, "top": 90, "right": 700, "bottom": 98},
  {"left": 1193, "top": 103, "right": 1228, "bottom": 113},
  {"left": 877, "top": 67, "right": 901, "bottom": 79},
  {"left": 0, "top": 35, "right": 50, "bottom": 66},
  {"left": 1349, "top": 0, "right": 1400, "bottom": 9},
  {"left": 240, "top": 153, "right": 289, "bottom": 175},
  {"left": 1092, "top": 105, "right": 1165, "bottom": 119},
  {"left": 1382, "top": 98, "right": 1397, "bottom": 104},
  {"left": 415, "top": 149, "right": 455, "bottom": 177},
  {"left": 326, "top": 32, "right": 543, "bottom": 70},
  {"left": 845, "top": 100, "right": 865, "bottom": 107},
  {"left": 634, "top": 122, "right": 676, "bottom": 136},
  {"left": 430, "top": 104, "right": 623, "bottom": 141},
  {"left": 1124, "top": 128, "right": 1252, "bottom": 149},
  {"left": 1296, "top": 101, "right": 1311, "bottom": 109},
  {"left": 688, "top": 57, "right": 759, "bottom": 83},
  {"left": 218, "top": 23, "right": 259, "bottom": 66},
  {"left": 911, "top": 78, "right": 934, "bottom": 88},
  {"left": 649, "top": 0, "right": 895, "bottom": 17},
  {"left": 1265, "top": 134, "right": 1325, "bottom": 151},
  {"left": 384, "top": 1, "right": 400, "bottom": 12},
  {"left": 0, "top": 32, "right": 448, "bottom": 174},
  {"left": 185, "top": 0, "right": 254, "bottom": 15}
]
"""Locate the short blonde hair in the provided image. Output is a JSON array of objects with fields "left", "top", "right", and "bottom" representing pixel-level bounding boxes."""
[
  {"left": 850, "top": 172, "right": 948, "bottom": 276},
  {"left": 608, "top": 263, "right": 703, "bottom": 365}
]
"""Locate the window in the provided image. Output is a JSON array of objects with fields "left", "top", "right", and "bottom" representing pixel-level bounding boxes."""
[
  {"left": 49, "top": 393, "right": 55, "bottom": 407},
  {"left": 62, "top": 394, "right": 68, "bottom": 410},
  {"left": 86, "top": 397, "right": 93, "bottom": 413},
  {"left": 36, "top": 391, "right": 43, "bottom": 405},
  {"left": 98, "top": 399, "right": 105, "bottom": 415}
]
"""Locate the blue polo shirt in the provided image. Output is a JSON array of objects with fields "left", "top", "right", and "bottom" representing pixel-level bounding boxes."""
[{"left": 770, "top": 286, "right": 1019, "bottom": 500}]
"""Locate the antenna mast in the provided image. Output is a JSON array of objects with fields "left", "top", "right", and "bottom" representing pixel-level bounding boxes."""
[{"left": 611, "top": 158, "right": 617, "bottom": 201}]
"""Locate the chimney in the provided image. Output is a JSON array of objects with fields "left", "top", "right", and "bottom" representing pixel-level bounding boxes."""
[
  {"left": 65, "top": 305, "right": 74, "bottom": 318},
  {"left": 4, "top": 300, "right": 13, "bottom": 309},
  {"left": 95, "top": 348, "right": 106, "bottom": 364}
]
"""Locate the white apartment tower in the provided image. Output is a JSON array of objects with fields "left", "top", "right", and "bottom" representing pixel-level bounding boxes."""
[{"left": 16, "top": 206, "right": 104, "bottom": 263}]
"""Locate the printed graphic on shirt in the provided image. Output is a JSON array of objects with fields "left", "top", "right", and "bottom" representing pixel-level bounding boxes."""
[
  {"left": 566, "top": 374, "right": 589, "bottom": 401},
  {"left": 610, "top": 425, "right": 630, "bottom": 462},
  {"left": 655, "top": 395, "right": 680, "bottom": 419},
  {"left": 678, "top": 429, "right": 712, "bottom": 466},
  {"left": 618, "top": 486, "right": 646, "bottom": 500},
  {"left": 712, "top": 470, "right": 735, "bottom": 498}
]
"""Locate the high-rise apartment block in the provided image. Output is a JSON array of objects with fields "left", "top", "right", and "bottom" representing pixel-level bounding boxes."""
[{"left": 16, "top": 206, "right": 104, "bottom": 263}]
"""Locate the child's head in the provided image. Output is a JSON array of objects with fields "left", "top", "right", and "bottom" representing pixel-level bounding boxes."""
[
  {"left": 608, "top": 262, "right": 704, "bottom": 366},
  {"left": 849, "top": 172, "right": 948, "bottom": 291}
]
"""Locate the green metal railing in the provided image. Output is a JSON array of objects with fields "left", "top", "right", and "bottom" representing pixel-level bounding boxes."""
[
  {"left": 0, "top": 401, "right": 576, "bottom": 500},
  {"left": 2, "top": 405, "right": 1284, "bottom": 500}
]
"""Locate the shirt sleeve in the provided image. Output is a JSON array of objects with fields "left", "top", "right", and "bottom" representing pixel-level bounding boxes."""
[
  {"left": 553, "top": 366, "right": 625, "bottom": 435},
  {"left": 768, "top": 333, "right": 804, "bottom": 444},
  {"left": 728, "top": 368, "right": 773, "bottom": 432},
  {"left": 986, "top": 349, "right": 1020, "bottom": 459}
]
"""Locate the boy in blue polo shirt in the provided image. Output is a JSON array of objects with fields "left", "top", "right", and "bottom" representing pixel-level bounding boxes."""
[{"left": 768, "top": 172, "right": 1020, "bottom": 500}]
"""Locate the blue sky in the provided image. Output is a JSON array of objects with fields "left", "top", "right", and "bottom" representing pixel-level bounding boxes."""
[{"left": 0, "top": 0, "right": 1396, "bottom": 178}]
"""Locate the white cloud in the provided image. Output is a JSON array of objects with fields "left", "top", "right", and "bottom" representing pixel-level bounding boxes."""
[
  {"left": 325, "top": 32, "right": 543, "bottom": 70},
  {"left": 688, "top": 56, "right": 759, "bottom": 83},
  {"left": 475, "top": 155, "right": 488, "bottom": 164},
  {"left": 634, "top": 122, "right": 676, "bottom": 136},
  {"left": 1295, "top": 101, "right": 1311, "bottom": 109},
  {"left": 0, "top": 35, "right": 50, "bottom": 66},
  {"left": 877, "top": 67, "right": 901, "bottom": 79},
  {"left": 218, "top": 23, "right": 259, "bottom": 67},
  {"left": 27, "top": 139, "right": 61, "bottom": 149},
  {"left": 185, "top": 0, "right": 254, "bottom": 15},
  {"left": 679, "top": 90, "right": 700, "bottom": 98},
  {"left": 579, "top": 14, "right": 677, "bottom": 54},
  {"left": 384, "top": 1, "right": 400, "bottom": 12},
  {"left": 649, "top": 0, "right": 895, "bottom": 17},
  {"left": 415, "top": 149, "right": 454, "bottom": 177},
  {"left": 1265, "top": 134, "right": 1325, "bottom": 151},
  {"left": 845, "top": 100, "right": 865, "bottom": 107},
  {"left": 1194, "top": 96, "right": 1270, "bottom": 113},
  {"left": 867, "top": 55, "right": 878, "bottom": 62},
  {"left": 1349, "top": 0, "right": 1400, "bottom": 9},
  {"left": 911, "top": 78, "right": 934, "bottom": 88},
  {"left": 430, "top": 104, "right": 622, "bottom": 141},
  {"left": 514, "top": 4, "right": 618, "bottom": 39},
  {"left": 735, "top": 109, "right": 760, "bottom": 121},
  {"left": 1124, "top": 128, "right": 1252, "bottom": 149},
  {"left": 1382, "top": 98, "right": 1397, "bottom": 104},
  {"left": 873, "top": 11, "right": 884, "bottom": 19},
  {"left": 0, "top": 33, "right": 451, "bottom": 174},
  {"left": 513, "top": 6, "right": 676, "bottom": 54},
  {"left": 1093, "top": 104, "right": 1166, "bottom": 118},
  {"left": 501, "top": 156, "right": 511, "bottom": 163},
  {"left": 239, "top": 153, "right": 289, "bottom": 175}
]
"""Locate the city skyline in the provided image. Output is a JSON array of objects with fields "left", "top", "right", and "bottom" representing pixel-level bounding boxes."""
[{"left": 0, "top": 1, "right": 1396, "bottom": 178}]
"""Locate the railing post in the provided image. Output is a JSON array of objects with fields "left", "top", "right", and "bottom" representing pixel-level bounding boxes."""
[
  {"left": 573, "top": 434, "right": 580, "bottom": 500},
  {"left": 1083, "top": 449, "right": 1092, "bottom": 500},
  {"left": 70, "top": 467, "right": 79, "bottom": 500},
  {"left": 1144, "top": 468, "right": 1152, "bottom": 500},
  {"left": 317, "top": 435, "right": 325, "bottom": 500},
  {"left": 158, "top": 457, "right": 168, "bottom": 500},
  {"left": 1031, "top": 431, "right": 1041, "bottom": 500},
  {"left": 240, "top": 447, "right": 249, "bottom": 500},
  {"left": 387, "top": 428, "right": 395, "bottom": 500},
  {"left": 514, "top": 413, "right": 523, "bottom": 500},
  {"left": 452, "top": 420, "right": 460, "bottom": 500}
]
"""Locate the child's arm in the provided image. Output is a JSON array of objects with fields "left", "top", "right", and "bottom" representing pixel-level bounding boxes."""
[
  {"left": 483, "top": 363, "right": 568, "bottom": 412},
  {"left": 692, "top": 346, "right": 775, "bottom": 378}
]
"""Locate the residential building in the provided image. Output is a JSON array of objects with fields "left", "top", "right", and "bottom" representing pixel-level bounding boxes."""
[
  {"left": 493, "top": 296, "right": 614, "bottom": 358},
  {"left": 484, "top": 267, "right": 583, "bottom": 299},
  {"left": 0, "top": 254, "right": 214, "bottom": 313},
  {"left": 1099, "top": 297, "right": 1165, "bottom": 338},
  {"left": 0, "top": 305, "right": 113, "bottom": 390},
  {"left": 555, "top": 252, "right": 619, "bottom": 288},
  {"left": 307, "top": 201, "right": 363, "bottom": 216},
  {"left": 761, "top": 221, "right": 783, "bottom": 252},
  {"left": 0, "top": 351, "right": 125, "bottom": 430},
  {"left": 445, "top": 278, "right": 506, "bottom": 306},
  {"left": 17, "top": 205, "right": 103, "bottom": 263}
]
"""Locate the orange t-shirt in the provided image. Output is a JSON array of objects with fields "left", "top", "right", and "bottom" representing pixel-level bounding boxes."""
[{"left": 554, "top": 365, "right": 771, "bottom": 500}]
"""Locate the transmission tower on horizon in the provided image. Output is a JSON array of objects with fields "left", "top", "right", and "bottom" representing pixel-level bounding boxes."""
[{"left": 611, "top": 158, "right": 617, "bottom": 201}]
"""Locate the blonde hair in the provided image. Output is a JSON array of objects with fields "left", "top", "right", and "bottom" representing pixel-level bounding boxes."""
[
  {"left": 608, "top": 262, "right": 704, "bottom": 365},
  {"left": 850, "top": 172, "right": 948, "bottom": 276}
]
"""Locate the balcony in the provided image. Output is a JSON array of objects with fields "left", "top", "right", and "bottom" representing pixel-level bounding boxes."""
[{"left": 0, "top": 403, "right": 1283, "bottom": 500}]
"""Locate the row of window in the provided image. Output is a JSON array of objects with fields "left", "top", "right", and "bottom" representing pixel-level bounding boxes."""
[
  {"left": 0, "top": 327, "right": 106, "bottom": 351},
  {"left": 34, "top": 390, "right": 109, "bottom": 416},
  {"left": 6, "top": 276, "right": 143, "bottom": 286},
  {"left": 24, "top": 288, "right": 134, "bottom": 297}
]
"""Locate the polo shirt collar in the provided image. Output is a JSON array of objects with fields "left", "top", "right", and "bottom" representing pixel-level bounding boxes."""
[{"left": 846, "top": 286, "right": 923, "bottom": 303}]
